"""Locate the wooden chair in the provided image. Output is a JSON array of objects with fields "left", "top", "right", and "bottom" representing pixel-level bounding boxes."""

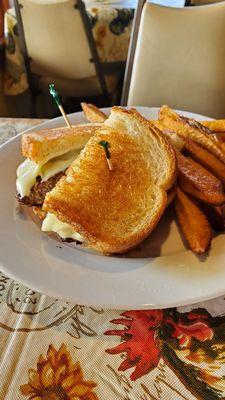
[
  {"left": 121, "top": 0, "right": 225, "bottom": 118},
  {"left": 14, "top": 0, "right": 122, "bottom": 116}
]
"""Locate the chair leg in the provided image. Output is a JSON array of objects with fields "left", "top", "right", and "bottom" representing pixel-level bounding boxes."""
[{"left": 30, "top": 91, "right": 36, "bottom": 118}]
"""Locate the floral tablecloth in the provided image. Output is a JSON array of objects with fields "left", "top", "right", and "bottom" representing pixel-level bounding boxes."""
[
  {"left": 0, "top": 119, "right": 225, "bottom": 400},
  {"left": 3, "top": 3, "right": 134, "bottom": 96}
]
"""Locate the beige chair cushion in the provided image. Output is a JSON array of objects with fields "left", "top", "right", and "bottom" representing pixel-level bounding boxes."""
[
  {"left": 19, "top": 0, "right": 119, "bottom": 98},
  {"left": 194, "top": 0, "right": 222, "bottom": 4},
  {"left": 128, "top": 2, "right": 225, "bottom": 118},
  {"left": 39, "top": 74, "right": 119, "bottom": 97},
  {"left": 20, "top": 0, "right": 95, "bottom": 80}
]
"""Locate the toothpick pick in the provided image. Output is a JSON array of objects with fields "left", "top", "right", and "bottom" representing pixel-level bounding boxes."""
[
  {"left": 106, "top": 158, "right": 113, "bottom": 171},
  {"left": 49, "top": 84, "right": 72, "bottom": 128},
  {"left": 99, "top": 140, "right": 113, "bottom": 171},
  {"left": 58, "top": 104, "right": 72, "bottom": 128}
]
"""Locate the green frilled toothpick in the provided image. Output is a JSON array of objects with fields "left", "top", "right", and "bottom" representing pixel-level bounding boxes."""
[
  {"left": 99, "top": 140, "right": 113, "bottom": 171},
  {"left": 49, "top": 84, "right": 72, "bottom": 128}
]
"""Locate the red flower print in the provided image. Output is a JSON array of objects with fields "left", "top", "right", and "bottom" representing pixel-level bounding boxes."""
[
  {"left": 105, "top": 310, "right": 163, "bottom": 380},
  {"left": 105, "top": 308, "right": 214, "bottom": 381},
  {"left": 168, "top": 311, "right": 214, "bottom": 349}
]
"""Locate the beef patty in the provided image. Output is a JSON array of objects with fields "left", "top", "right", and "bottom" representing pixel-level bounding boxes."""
[{"left": 17, "top": 171, "right": 65, "bottom": 206}]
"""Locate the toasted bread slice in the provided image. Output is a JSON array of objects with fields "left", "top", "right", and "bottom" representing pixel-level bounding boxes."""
[
  {"left": 175, "top": 188, "right": 212, "bottom": 254},
  {"left": 104, "top": 107, "right": 177, "bottom": 190},
  {"left": 176, "top": 151, "right": 225, "bottom": 205},
  {"left": 22, "top": 124, "right": 100, "bottom": 165},
  {"left": 81, "top": 103, "right": 107, "bottom": 123},
  {"left": 43, "top": 107, "right": 176, "bottom": 254},
  {"left": 183, "top": 139, "right": 225, "bottom": 187},
  {"left": 159, "top": 106, "right": 225, "bottom": 164}
]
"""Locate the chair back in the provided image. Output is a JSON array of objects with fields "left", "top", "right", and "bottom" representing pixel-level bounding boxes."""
[
  {"left": 14, "top": 0, "right": 102, "bottom": 81},
  {"left": 122, "top": 1, "right": 225, "bottom": 118},
  {"left": 194, "top": 0, "right": 222, "bottom": 5}
]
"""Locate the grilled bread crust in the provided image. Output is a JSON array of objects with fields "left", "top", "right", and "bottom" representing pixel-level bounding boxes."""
[
  {"left": 22, "top": 124, "right": 100, "bottom": 165},
  {"left": 43, "top": 107, "right": 176, "bottom": 254},
  {"left": 105, "top": 108, "right": 177, "bottom": 191}
]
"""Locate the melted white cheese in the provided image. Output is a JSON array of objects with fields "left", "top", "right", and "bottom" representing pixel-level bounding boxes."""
[
  {"left": 16, "top": 149, "right": 80, "bottom": 197},
  {"left": 42, "top": 212, "right": 84, "bottom": 242},
  {"left": 16, "top": 159, "right": 41, "bottom": 198}
]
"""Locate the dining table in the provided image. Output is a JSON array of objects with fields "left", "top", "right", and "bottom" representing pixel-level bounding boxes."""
[{"left": 0, "top": 118, "right": 225, "bottom": 400}]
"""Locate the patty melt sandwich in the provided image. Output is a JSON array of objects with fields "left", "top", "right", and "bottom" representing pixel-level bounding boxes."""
[
  {"left": 42, "top": 107, "right": 176, "bottom": 254},
  {"left": 16, "top": 124, "right": 99, "bottom": 207}
]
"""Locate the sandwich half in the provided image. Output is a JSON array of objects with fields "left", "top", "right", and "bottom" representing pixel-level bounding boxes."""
[
  {"left": 16, "top": 124, "right": 99, "bottom": 207},
  {"left": 42, "top": 108, "right": 176, "bottom": 254}
]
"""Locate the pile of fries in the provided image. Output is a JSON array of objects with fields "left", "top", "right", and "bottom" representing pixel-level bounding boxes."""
[{"left": 81, "top": 103, "right": 225, "bottom": 255}]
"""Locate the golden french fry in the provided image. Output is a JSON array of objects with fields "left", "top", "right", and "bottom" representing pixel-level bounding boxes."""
[
  {"left": 202, "top": 120, "right": 225, "bottom": 133},
  {"left": 81, "top": 103, "right": 107, "bottom": 123},
  {"left": 177, "top": 152, "right": 225, "bottom": 206},
  {"left": 178, "top": 172, "right": 225, "bottom": 206},
  {"left": 183, "top": 139, "right": 225, "bottom": 187},
  {"left": 159, "top": 105, "right": 225, "bottom": 164},
  {"left": 175, "top": 188, "right": 212, "bottom": 254},
  {"left": 199, "top": 203, "right": 224, "bottom": 232}
]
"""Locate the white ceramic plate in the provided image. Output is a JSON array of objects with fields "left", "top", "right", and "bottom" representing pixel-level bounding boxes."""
[{"left": 0, "top": 107, "right": 224, "bottom": 309}]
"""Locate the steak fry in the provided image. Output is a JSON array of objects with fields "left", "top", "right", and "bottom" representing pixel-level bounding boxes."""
[
  {"left": 202, "top": 120, "right": 225, "bottom": 133},
  {"left": 183, "top": 139, "right": 225, "bottom": 187},
  {"left": 177, "top": 152, "right": 225, "bottom": 205},
  {"left": 178, "top": 174, "right": 225, "bottom": 206},
  {"left": 81, "top": 103, "right": 107, "bottom": 123},
  {"left": 159, "top": 105, "right": 225, "bottom": 164},
  {"left": 175, "top": 188, "right": 212, "bottom": 254},
  {"left": 199, "top": 204, "right": 225, "bottom": 232}
]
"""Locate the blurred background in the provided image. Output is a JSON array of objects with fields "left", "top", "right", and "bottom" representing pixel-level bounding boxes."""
[
  {"left": 0, "top": 0, "right": 136, "bottom": 118},
  {"left": 0, "top": 0, "right": 224, "bottom": 119}
]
